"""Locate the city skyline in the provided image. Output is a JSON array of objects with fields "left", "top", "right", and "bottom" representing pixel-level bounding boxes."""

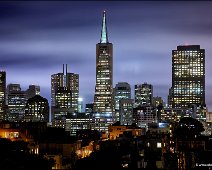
[{"left": 0, "top": 1, "right": 212, "bottom": 111}]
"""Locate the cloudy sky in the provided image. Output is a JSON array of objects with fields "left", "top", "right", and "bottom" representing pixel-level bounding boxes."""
[{"left": 0, "top": 1, "right": 212, "bottom": 111}]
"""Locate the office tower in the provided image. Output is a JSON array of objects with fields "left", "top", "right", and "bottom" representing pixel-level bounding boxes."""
[
  {"left": 54, "top": 87, "right": 72, "bottom": 118},
  {"left": 67, "top": 72, "right": 79, "bottom": 113},
  {"left": 169, "top": 45, "right": 205, "bottom": 109},
  {"left": 114, "top": 82, "right": 131, "bottom": 110},
  {"left": 0, "top": 71, "right": 6, "bottom": 120},
  {"left": 51, "top": 64, "right": 79, "bottom": 120},
  {"left": 114, "top": 82, "right": 131, "bottom": 121},
  {"left": 24, "top": 95, "right": 49, "bottom": 122},
  {"left": 119, "top": 99, "right": 134, "bottom": 125},
  {"left": 93, "top": 11, "right": 114, "bottom": 131},
  {"left": 133, "top": 105, "right": 156, "bottom": 128},
  {"left": 26, "top": 85, "right": 40, "bottom": 99},
  {"left": 7, "top": 84, "right": 26, "bottom": 121},
  {"left": 135, "top": 83, "right": 153, "bottom": 107}
]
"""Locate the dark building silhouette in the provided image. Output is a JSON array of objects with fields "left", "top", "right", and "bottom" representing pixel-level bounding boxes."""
[
  {"left": 0, "top": 71, "right": 6, "bottom": 120},
  {"left": 26, "top": 85, "right": 40, "bottom": 99},
  {"left": 24, "top": 95, "right": 49, "bottom": 122}
]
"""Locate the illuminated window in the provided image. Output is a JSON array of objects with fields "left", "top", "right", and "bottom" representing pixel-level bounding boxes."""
[{"left": 157, "top": 142, "right": 161, "bottom": 148}]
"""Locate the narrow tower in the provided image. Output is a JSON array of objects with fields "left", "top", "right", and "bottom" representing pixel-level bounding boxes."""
[{"left": 93, "top": 11, "right": 114, "bottom": 132}]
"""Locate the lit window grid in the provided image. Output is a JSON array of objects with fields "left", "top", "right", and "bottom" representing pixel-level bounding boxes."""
[{"left": 172, "top": 48, "right": 205, "bottom": 108}]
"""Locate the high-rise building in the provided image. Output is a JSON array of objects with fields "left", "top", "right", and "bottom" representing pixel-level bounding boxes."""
[
  {"left": 7, "top": 84, "right": 26, "bottom": 121},
  {"left": 66, "top": 72, "right": 79, "bottom": 112},
  {"left": 54, "top": 87, "right": 72, "bottom": 118},
  {"left": 93, "top": 11, "right": 114, "bottom": 132},
  {"left": 114, "top": 82, "right": 131, "bottom": 110},
  {"left": 26, "top": 85, "right": 40, "bottom": 99},
  {"left": 114, "top": 82, "right": 131, "bottom": 121},
  {"left": 119, "top": 99, "right": 134, "bottom": 125},
  {"left": 0, "top": 71, "right": 6, "bottom": 120},
  {"left": 135, "top": 83, "right": 153, "bottom": 107},
  {"left": 51, "top": 64, "right": 79, "bottom": 120},
  {"left": 169, "top": 45, "right": 205, "bottom": 109},
  {"left": 24, "top": 95, "right": 49, "bottom": 122}
]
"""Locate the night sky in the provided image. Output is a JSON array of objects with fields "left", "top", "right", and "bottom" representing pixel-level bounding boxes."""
[{"left": 0, "top": 1, "right": 212, "bottom": 111}]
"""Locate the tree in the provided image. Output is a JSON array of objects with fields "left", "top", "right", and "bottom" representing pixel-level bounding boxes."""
[{"left": 174, "top": 117, "right": 204, "bottom": 139}]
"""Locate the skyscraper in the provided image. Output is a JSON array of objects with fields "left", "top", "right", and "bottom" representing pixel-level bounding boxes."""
[
  {"left": 135, "top": 83, "right": 153, "bottom": 107},
  {"left": 0, "top": 71, "right": 6, "bottom": 120},
  {"left": 119, "top": 99, "right": 134, "bottom": 125},
  {"left": 114, "top": 82, "right": 131, "bottom": 110},
  {"left": 26, "top": 85, "right": 40, "bottom": 99},
  {"left": 7, "top": 84, "right": 26, "bottom": 121},
  {"left": 114, "top": 82, "right": 131, "bottom": 121},
  {"left": 93, "top": 11, "right": 114, "bottom": 131},
  {"left": 51, "top": 64, "right": 79, "bottom": 120},
  {"left": 169, "top": 45, "right": 205, "bottom": 109}
]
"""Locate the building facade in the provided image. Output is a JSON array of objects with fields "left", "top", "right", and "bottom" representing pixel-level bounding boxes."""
[
  {"left": 169, "top": 45, "right": 205, "bottom": 109},
  {"left": 7, "top": 84, "right": 26, "bottom": 121},
  {"left": 51, "top": 64, "right": 79, "bottom": 120},
  {"left": 135, "top": 83, "right": 153, "bottom": 107},
  {"left": 114, "top": 82, "right": 131, "bottom": 121},
  {"left": 24, "top": 95, "right": 49, "bottom": 122},
  {"left": 119, "top": 98, "right": 134, "bottom": 125},
  {"left": 93, "top": 11, "right": 114, "bottom": 132},
  {"left": 133, "top": 105, "right": 156, "bottom": 128},
  {"left": 0, "top": 71, "right": 6, "bottom": 120}
]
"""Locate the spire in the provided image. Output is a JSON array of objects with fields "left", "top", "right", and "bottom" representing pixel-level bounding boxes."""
[{"left": 100, "top": 11, "right": 108, "bottom": 43}]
